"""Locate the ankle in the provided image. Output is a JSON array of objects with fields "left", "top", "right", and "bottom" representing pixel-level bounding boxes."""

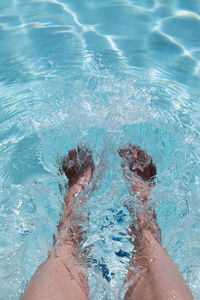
[{"left": 138, "top": 215, "right": 161, "bottom": 244}]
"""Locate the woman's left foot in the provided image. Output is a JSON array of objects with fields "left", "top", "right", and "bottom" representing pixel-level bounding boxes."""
[{"left": 61, "top": 146, "right": 95, "bottom": 198}]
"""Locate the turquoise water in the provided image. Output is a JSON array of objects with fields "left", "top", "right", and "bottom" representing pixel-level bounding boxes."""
[{"left": 0, "top": 0, "right": 200, "bottom": 299}]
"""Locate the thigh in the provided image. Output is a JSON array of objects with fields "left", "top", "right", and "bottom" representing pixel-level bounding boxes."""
[{"left": 20, "top": 246, "right": 88, "bottom": 300}]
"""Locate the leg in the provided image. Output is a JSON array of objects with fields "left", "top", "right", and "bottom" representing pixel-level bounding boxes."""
[
  {"left": 119, "top": 145, "right": 194, "bottom": 300},
  {"left": 125, "top": 216, "right": 194, "bottom": 300},
  {"left": 21, "top": 147, "right": 94, "bottom": 300}
]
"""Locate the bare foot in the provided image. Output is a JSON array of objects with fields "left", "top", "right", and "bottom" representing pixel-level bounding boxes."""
[
  {"left": 56, "top": 146, "right": 95, "bottom": 248},
  {"left": 62, "top": 146, "right": 94, "bottom": 189},
  {"left": 118, "top": 144, "right": 156, "bottom": 202},
  {"left": 119, "top": 147, "right": 193, "bottom": 300},
  {"left": 61, "top": 146, "right": 94, "bottom": 218},
  {"left": 118, "top": 144, "right": 160, "bottom": 241},
  {"left": 61, "top": 146, "right": 95, "bottom": 211},
  {"left": 20, "top": 149, "right": 93, "bottom": 300}
]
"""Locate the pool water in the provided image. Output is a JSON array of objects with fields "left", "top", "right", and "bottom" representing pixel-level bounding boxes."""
[{"left": 0, "top": 0, "right": 200, "bottom": 299}]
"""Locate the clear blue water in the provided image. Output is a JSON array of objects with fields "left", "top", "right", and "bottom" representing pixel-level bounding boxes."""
[{"left": 0, "top": 0, "right": 200, "bottom": 299}]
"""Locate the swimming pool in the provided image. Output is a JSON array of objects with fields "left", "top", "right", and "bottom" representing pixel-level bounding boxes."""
[{"left": 0, "top": 0, "right": 200, "bottom": 299}]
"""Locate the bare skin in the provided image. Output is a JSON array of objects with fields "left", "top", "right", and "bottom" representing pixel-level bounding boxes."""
[
  {"left": 119, "top": 145, "right": 194, "bottom": 300},
  {"left": 20, "top": 147, "right": 94, "bottom": 300},
  {"left": 21, "top": 145, "right": 194, "bottom": 300}
]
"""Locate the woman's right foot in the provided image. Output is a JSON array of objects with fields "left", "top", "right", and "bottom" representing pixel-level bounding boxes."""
[
  {"left": 118, "top": 144, "right": 160, "bottom": 241},
  {"left": 118, "top": 144, "right": 156, "bottom": 183},
  {"left": 118, "top": 144, "right": 156, "bottom": 202}
]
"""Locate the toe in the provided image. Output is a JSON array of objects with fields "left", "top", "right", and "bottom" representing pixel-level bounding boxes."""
[
  {"left": 62, "top": 149, "right": 79, "bottom": 186},
  {"left": 118, "top": 144, "right": 133, "bottom": 159},
  {"left": 78, "top": 146, "right": 95, "bottom": 174}
]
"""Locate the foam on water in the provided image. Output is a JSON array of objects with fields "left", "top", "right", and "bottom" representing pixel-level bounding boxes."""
[{"left": 0, "top": 0, "right": 200, "bottom": 299}]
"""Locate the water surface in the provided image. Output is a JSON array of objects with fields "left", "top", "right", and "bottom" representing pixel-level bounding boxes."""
[{"left": 0, "top": 0, "right": 200, "bottom": 299}]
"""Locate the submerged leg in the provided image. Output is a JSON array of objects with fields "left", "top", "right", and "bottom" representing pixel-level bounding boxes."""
[
  {"left": 119, "top": 145, "right": 194, "bottom": 300},
  {"left": 125, "top": 216, "right": 194, "bottom": 300},
  {"left": 21, "top": 147, "right": 94, "bottom": 300}
]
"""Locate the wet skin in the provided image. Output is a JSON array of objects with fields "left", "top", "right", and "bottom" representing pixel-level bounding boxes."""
[{"left": 21, "top": 145, "right": 194, "bottom": 300}]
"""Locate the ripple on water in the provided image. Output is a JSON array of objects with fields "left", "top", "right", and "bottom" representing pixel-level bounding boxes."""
[
  {"left": 0, "top": 0, "right": 200, "bottom": 299},
  {"left": 148, "top": 31, "right": 183, "bottom": 59},
  {"left": 176, "top": 0, "right": 200, "bottom": 14},
  {"left": 161, "top": 14, "right": 200, "bottom": 50},
  {"left": 0, "top": 69, "right": 199, "bottom": 300}
]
